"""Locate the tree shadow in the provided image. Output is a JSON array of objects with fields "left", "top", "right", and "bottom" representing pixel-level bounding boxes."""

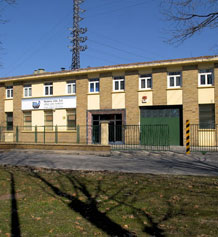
[
  {"left": 99, "top": 178, "right": 173, "bottom": 237},
  {"left": 29, "top": 169, "right": 181, "bottom": 237},
  {"left": 30, "top": 170, "right": 136, "bottom": 237},
  {"left": 9, "top": 172, "right": 21, "bottom": 237},
  {"left": 153, "top": 155, "right": 218, "bottom": 176}
]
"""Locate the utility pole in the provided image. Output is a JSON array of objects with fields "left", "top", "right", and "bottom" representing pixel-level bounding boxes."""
[{"left": 69, "top": 0, "right": 87, "bottom": 70}]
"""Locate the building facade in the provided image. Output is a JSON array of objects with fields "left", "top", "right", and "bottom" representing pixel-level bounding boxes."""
[{"left": 0, "top": 55, "right": 218, "bottom": 146}]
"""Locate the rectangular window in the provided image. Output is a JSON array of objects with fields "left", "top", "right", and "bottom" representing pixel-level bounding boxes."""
[
  {"left": 6, "top": 112, "right": 13, "bottom": 131},
  {"left": 168, "top": 72, "right": 182, "bottom": 88},
  {"left": 199, "top": 104, "right": 215, "bottom": 129},
  {"left": 139, "top": 74, "right": 152, "bottom": 90},
  {"left": 66, "top": 81, "right": 76, "bottom": 94},
  {"left": 23, "top": 84, "right": 32, "bottom": 97},
  {"left": 113, "top": 76, "right": 125, "bottom": 91},
  {"left": 89, "top": 79, "right": 99, "bottom": 93},
  {"left": 23, "top": 111, "right": 32, "bottom": 130},
  {"left": 67, "top": 109, "right": 76, "bottom": 130},
  {"left": 44, "top": 110, "right": 53, "bottom": 130},
  {"left": 6, "top": 86, "right": 13, "bottom": 99},
  {"left": 199, "top": 69, "right": 213, "bottom": 86},
  {"left": 44, "top": 82, "right": 53, "bottom": 96}
]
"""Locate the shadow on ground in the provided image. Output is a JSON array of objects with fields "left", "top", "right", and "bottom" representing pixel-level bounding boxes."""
[
  {"left": 10, "top": 172, "right": 21, "bottom": 237},
  {"left": 29, "top": 169, "right": 188, "bottom": 237}
]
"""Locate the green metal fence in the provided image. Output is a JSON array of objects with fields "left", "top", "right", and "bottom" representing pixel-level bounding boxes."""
[
  {"left": 190, "top": 124, "right": 218, "bottom": 152},
  {"left": 77, "top": 125, "right": 101, "bottom": 145},
  {"left": 0, "top": 125, "right": 100, "bottom": 145},
  {"left": 0, "top": 124, "right": 170, "bottom": 150},
  {"left": 111, "top": 124, "right": 170, "bottom": 151}
]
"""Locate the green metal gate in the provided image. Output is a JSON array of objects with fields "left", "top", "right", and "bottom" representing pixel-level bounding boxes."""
[
  {"left": 140, "top": 107, "right": 182, "bottom": 146},
  {"left": 140, "top": 124, "right": 169, "bottom": 146},
  {"left": 111, "top": 125, "right": 170, "bottom": 150}
]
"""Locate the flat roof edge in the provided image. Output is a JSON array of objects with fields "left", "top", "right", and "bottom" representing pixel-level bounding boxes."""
[{"left": 1, "top": 55, "right": 218, "bottom": 83}]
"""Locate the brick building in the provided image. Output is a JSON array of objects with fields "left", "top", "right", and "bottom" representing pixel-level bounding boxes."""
[{"left": 0, "top": 55, "right": 218, "bottom": 146}]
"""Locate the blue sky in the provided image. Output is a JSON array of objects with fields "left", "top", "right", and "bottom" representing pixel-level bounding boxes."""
[{"left": 0, "top": 0, "right": 217, "bottom": 77}]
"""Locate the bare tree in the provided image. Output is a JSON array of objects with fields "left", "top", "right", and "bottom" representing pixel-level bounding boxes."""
[{"left": 161, "top": 0, "right": 218, "bottom": 44}]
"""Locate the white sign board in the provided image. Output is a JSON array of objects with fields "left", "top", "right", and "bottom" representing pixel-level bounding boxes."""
[{"left": 22, "top": 96, "right": 76, "bottom": 110}]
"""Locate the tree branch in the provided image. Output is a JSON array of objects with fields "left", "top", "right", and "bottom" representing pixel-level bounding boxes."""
[
  {"left": 178, "top": 12, "right": 218, "bottom": 20},
  {"left": 161, "top": 0, "right": 218, "bottom": 44}
]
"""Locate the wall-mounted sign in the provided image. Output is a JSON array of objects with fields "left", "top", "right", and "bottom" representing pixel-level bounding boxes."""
[
  {"left": 22, "top": 96, "right": 76, "bottom": 110},
  {"left": 142, "top": 96, "right": 148, "bottom": 103}
]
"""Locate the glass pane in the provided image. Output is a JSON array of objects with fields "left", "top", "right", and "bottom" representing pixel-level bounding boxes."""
[
  {"left": 29, "top": 88, "right": 32, "bottom": 96},
  {"left": 46, "top": 115, "right": 53, "bottom": 121},
  {"left": 25, "top": 116, "right": 31, "bottom": 122},
  {"left": 120, "top": 80, "right": 124, "bottom": 90},
  {"left": 7, "top": 113, "right": 13, "bottom": 130},
  {"left": 116, "top": 114, "right": 122, "bottom": 120},
  {"left": 96, "top": 82, "right": 99, "bottom": 92},
  {"left": 68, "top": 84, "right": 71, "bottom": 94},
  {"left": 141, "top": 79, "right": 145, "bottom": 89},
  {"left": 200, "top": 75, "right": 205, "bottom": 85},
  {"left": 50, "top": 86, "right": 53, "bottom": 95},
  {"left": 7, "top": 113, "right": 13, "bottom": 122},
  {"left": 90, "top": 83, "right": 94, "bottom": 92},
  {"left": 73, "top": 84, "right": 76, "bottom": 93},
  {"left": 24, "top": 88, "right": 27, "bottom": 97},
  {"left": 147, "top": 79, "right": 152, "bottom": 88},
  {"left": 68, "top": 114, "right": 76, "bottom": 120},
  {"left": 170, "top": 77, "right": 174, "bottom": 87},
  {"left": 45, "top": 87, "right": 48, "bottom": 95},
  {"left": 93, "top": 115, "right": 99, "bottom": 121},
  {"left": 68, "top": 120, "right": 76, "bottom": 128},
  {"left": 207, "top": 74, "right": 212, "bottom": 85},
  {"left": 115, "top": 81, "right": 119, "bottom": 90},
  {"left": 199, "top": 104, "right": 215, "bottom": 129},
  {"left": 11, "top": 89, "right": 13, "bottom": 98},
  {"left": 176, "top": 76, "right": 181, "bottom": 86}
]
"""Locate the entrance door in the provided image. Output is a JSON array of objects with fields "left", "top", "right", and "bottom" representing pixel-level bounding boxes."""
[
  {"left": 140, "top": 106, "right": 182, "bottom": 146},
  {"left": 109, "top": 121, "right": 115, "bottom": 142},
  {"left": 109, "top": 120, "right": 122, "bottom": 143},
  {"left": 92, "top": 114, "right": 123, "bottom": 144}
]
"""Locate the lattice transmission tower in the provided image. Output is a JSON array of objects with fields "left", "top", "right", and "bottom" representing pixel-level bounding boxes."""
[{"left": 69, "top": 0, "right": 87, "bottom": 70}]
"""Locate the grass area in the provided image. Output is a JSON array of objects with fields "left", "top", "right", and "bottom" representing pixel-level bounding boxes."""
[{"left": 0, "top": 166, "right": 218, "bottom": 237}]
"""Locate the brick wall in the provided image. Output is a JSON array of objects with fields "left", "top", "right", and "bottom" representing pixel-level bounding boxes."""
[
  {"left": 182, "top": 65, "right": 198, "bottom": 143},
  {"left": 0, "top": 85, "right": 5, "bottom": 126},
  {"left": 13, "top": 83, "right": 23, "bottom": 127},
  {"left": 215, "top": 64, "right": 218, "bottom": 124},
  {"left": 100, "top": 72, "right": 112, "bottom": 109},
  {"left": 19, "top": 131, "right": 77, "bottom": 144},
  {"left": 125, "top": 71, "right": 139, "bottom": 125},
  {"left": 152, "top": 68, "right": 167, "bottom": 105},
  {"left": 76, "top": 75, "right": 88, "bottom": 126},
  {"left": 76, "top": 75, "right": 88, "bottom": 142}
]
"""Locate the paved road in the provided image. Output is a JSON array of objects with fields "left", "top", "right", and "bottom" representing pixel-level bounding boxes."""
[{"left": 0, "top": 149, "right": 218, "bottom": 176}]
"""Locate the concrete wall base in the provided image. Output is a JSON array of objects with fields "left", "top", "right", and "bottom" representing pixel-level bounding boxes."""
[{"left": 0, "top": 143, "right": 111, "bottom": 156}]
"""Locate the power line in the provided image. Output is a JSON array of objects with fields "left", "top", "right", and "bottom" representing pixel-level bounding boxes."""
[
  {"left": 87, "top": 45, "right": 136, "bottom": 62},
  {"left": 2, "top": 0, "right": 157, "bottom": 76},
  {"left": 88, "top": 39, "right": 147, "bottom": 60},
  {"left": 88, "top": 30, "right": 164, "bottom": 60},
  {"left": 85, "top": 0, "right": 149, "bottom": 18},
  {"left": 3, "top": 9, "right": 73, "bottom": 76},
  {"left": 86, "top": 0, "right": 136, "bottom": 12},
  {"left": 81, "top": 51, "right": 118, "bottom": 66}
]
